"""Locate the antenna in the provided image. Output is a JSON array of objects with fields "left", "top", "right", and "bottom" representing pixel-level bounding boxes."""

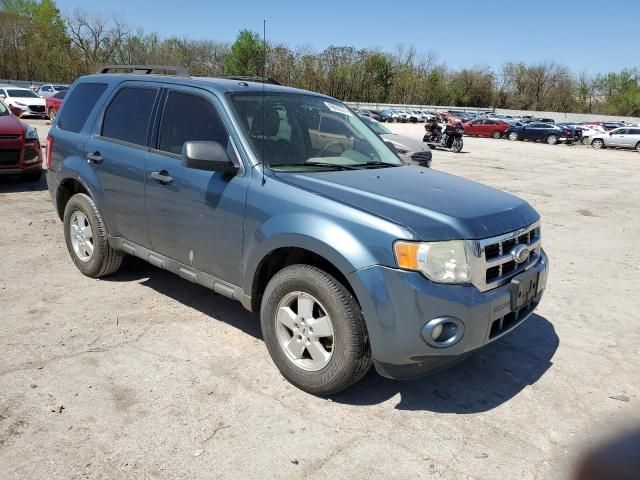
[{"left": 261, "top": 19, "right": 267, "bottom": 185}]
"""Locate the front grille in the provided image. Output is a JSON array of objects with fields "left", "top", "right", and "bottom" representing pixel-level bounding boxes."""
[
  {"left": 0, "top": 134, "right": 20, "bottom": 140},
  {"left": 410, "top": 151, "right": 432, "bottom": 163},
  {"left": 0, "top": 150, "right": 21, "bottom": 166},
  {"left": 468, "top": 222, "right": 541, "bottom": 292},
  {"left": 489, "top": 298, "right": 537, "bottom": 339},
  {"left": 29, "top": 105, "right": 45, "bottom": 113}
]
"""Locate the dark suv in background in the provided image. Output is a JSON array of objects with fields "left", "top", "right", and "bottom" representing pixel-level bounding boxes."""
[{"left": 46, "top": 66, "right": 548, "bottom": 395}]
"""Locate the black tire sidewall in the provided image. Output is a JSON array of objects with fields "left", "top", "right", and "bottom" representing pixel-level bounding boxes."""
[
  {"left": 63, "top": 194, "right": 109, "bottom": 277},
  {"left": 260, "top": 265, "right": 369, "bottom": 395}
]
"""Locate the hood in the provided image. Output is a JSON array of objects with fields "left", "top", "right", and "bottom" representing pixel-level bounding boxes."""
[
  {"left": 0, "top": 114, "right": 26, "bottom": 135},
  {"left": 276, "top": 166, "right": 539, "bottom": 240},
  {"left": 9, "top": 97, "right": 45, "bottom": 106},
  {"left": 380, "top": 133, "right": 429, "bottom": 153}
]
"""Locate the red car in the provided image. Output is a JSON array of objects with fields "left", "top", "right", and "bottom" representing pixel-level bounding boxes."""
[
  {"left": 46, "top": 89, "right": 67, "bottom": 120},
  {"left": 463, "top": 119, "right": 510, "bottom": 139},
  {"left": 0, "top": 99, "right": 43, "bottom": 181}
]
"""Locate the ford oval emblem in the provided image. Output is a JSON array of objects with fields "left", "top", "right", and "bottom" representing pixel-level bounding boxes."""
[{"left": 511, "top": 244, "right": 530, "bottom": 264}]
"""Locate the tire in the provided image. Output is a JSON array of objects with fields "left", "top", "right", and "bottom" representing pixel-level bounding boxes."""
[
  {"left": 546, "top": 135, "right": 558, "bottom": 145},
  {"left": 636, "top": 142, "right": 640, "bottom": 153},
  {"left": 63, "top": 193, "right": 123, "bottom": 278},
  {"left": 582, "top": 137, "right": 589, "bottom": 145},
  {"left": 508, "top": 132, "right": 519, "bottom": 141},
  {"left": 491, "top": 130, "right": 502, "bottom": 139},
  {"left": 451, "top": 138, "right": 463, "bottom": 153},
  {"left": 591, "top": 138, "right": 605, "bottom": 149},
  {"left": 48, "top": 108, "right": 56, "bottom": 121},
  {"left": 22, "top": 169, "right": 42, "bottom": 182},
  {"left": 260, "top": 264, "right": 372, "bottom": 396}
]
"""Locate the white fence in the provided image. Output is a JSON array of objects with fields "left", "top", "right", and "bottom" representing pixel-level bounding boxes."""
[{"left": 345, "top": 101, "right": 640, "bottom": 124}]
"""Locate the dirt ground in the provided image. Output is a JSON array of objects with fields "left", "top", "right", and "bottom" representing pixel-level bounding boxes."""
[{"left": 1, "top": 119, "right": 639, "bottom": 480}]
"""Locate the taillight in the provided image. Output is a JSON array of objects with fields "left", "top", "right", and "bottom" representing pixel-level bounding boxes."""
[{"left": 45, "top": 135, "right": 53, "bottom": 169}]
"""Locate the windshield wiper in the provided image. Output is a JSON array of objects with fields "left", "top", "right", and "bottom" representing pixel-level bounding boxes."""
[
  {"left": 269, "top": 162, "right": 359, "bottom": 171},
  {"left": 353, "top": 161, "right": 399, "bottom": 169}
]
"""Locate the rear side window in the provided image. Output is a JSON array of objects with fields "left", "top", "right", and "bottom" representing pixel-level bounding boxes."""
[
  {"left": 158, "top": 92, "right": 228, "bottom": 155},
  {"left": 57, "top": 83, "right": 107, "bottom": 133},
  {"left": 102, "top": 87, "right": 157, "bottom": 146}
]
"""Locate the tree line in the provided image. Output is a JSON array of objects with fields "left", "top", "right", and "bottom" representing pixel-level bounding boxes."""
[{"left": 1, "top": 0, "right": 638, "bottom": 116}]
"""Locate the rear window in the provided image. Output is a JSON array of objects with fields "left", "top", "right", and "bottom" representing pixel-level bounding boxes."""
[
  {"left": 52, "top": 90, "right": 67, "bottom": 100},
  {"left": 102, "top": 87, "right": 157, "bottom": 146},
  {"left": 57, "top": 83, "right": 107, "bottom": 133}
]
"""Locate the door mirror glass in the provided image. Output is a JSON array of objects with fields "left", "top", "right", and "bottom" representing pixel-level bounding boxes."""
[{"left": 182, "top": 141, "right": 238, "bottom": 174}]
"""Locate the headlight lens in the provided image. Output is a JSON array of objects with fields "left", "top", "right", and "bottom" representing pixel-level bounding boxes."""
[
  {"left": 394, "top": 240, "right": 471, "bottom": 283},
  {"left": 24, "top": 125, "right": 38, "bottom": 140},
  {"left": 15, "top": 101, "right": 27, "bottom": 107}
]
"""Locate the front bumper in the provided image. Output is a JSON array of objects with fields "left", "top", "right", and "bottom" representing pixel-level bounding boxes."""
[{"left": 348, "top": 250, "right": 548, "bottom": 379}]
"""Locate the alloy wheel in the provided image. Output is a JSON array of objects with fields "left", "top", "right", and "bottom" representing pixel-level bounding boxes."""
[
  {"left": 275, "top": 291, "right": 334, "bottom": 371},
  {"left": 69, "top": 210, "right": 94, "bottom": 262}
]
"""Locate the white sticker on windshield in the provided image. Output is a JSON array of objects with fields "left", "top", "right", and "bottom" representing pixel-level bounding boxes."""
[{"left": 324, "top": 101, "right": 353, "bottom": 116}]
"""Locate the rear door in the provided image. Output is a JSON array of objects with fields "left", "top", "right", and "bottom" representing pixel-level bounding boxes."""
[
  {"left": 145, "top": 86, "right": 249, "bottom": 285},
  {"left": 83, "top": 82, "right": 159, "bottom": 248}
]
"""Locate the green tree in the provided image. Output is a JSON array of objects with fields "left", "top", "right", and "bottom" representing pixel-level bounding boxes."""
[{"left": 223, "top": 29, "right": 264, "bottom": 76}]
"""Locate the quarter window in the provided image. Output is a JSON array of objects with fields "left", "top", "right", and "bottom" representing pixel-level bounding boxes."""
[
  {"left": 57, "top": 83, "right": 107, "bottom": 133},
  {"left": 158, "top": 92, "right": 229, "bottom": 155},
  {"left": 102, "top": 87, "right": 157, "bottom": 146}
]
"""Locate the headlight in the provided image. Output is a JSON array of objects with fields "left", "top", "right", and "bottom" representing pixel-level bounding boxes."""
[
  {"left": 394, "top": 240, "right": 471, "bottom": 284},
  {"left": 15, "top": 101, "right": 27, "bottom": 107},
  {"left": 24, "top": 125, "right": 38, "bottom": 140}
]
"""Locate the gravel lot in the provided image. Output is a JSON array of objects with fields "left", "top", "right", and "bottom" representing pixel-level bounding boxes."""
[{"left": 1, "top": 119, "right": 639, "bottom": 480}]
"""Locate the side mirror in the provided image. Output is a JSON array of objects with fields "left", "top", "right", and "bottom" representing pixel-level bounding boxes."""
[
  {"left": 181, "top": 141, "right": 239, "bottom": 174},
  {"left": 0, "top": 94, "right": 5, "bottom": 99}
]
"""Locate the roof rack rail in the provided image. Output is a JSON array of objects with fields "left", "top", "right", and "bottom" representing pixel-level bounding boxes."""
[
  {"left": 96, "top": 65, "right": 190, "bottom": 76},
  {"left": 222, "top": 76, "right": 281, "bottom": 86}
]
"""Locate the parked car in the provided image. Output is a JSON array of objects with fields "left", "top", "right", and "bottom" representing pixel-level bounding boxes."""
[
  {"left": 574, "top": 124, "right": 606, "bottom": 145},
  {"left": 378, "top": 109, "right": 395, "bottom": 122},
  {"left": 556, "top": 123, "right": 583, "bottom": 144},
  {"left": 0, "top": 99, "right": 42, "bottom": 180},
  {"left": 590, "top": 127, "right": 640, "bottom": 151},
  {"left": 46, "top": 66, "right": 548, "bottom": 395},
  {"left": 0, "top": 86, "right": 47, "bottom": 117},
  {"left": 360, "top": 116, "right": 432, "bottom": 166},
  {"left": 395, "top": 109, "right": 410, "bottom": 122},
  {"left": 358, "top": 109, "right": 381, "bottom": 122},
  {"left": 46, "top": 90, "right": 67, "bottom": 120},
  {"left": 506, "top": 122, "right": 573, "bottom": 144},
  {"left": 37, "top": 83, "right": 69, "bottom": 99},
  {"left": 463, "top": 119, "right": 510, "bottom": 139},
  {"left": 585, "top": 121, "right": 626, "bottom": 131}
]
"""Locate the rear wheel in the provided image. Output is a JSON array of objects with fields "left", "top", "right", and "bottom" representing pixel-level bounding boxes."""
[
  {"left": 582, "top": 137, "right": 589, "bottom": 145},
  {"left": 546, "top": 135, "right": 558, "bottom": 145},
  {"left": 63, "top": 193, "right": 123, "bottom": 278},
  {"left": 508, "top": 132, "right": 519, "bottom": 141},
  {"left": 491, "top": 130, "right": 502, "bottom": 139},
  {"left": 260, "top": 264, "right": 372, "bottom": 395},
  {"left": 48, "top": 108, "right": 56, "bottom": 121},
  {"left": 636, "top": 142, "right": 640, "bottom": 153},
  {"left": 591, "top": 138, "right": 605, "bottom": 149}
]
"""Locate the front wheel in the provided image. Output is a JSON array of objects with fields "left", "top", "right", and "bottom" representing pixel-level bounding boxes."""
[
  {"left": 508, "top": 132, "right": 519, "bottom": 141},
  {"left": 260, "top": 265, "right": 372, "bottom": 395},
  {"left": 591, "top": 138, "right": 605, "bottom": 149},
  {"left": 451, "top": 138, "right": 463, "bottom": 153},
  {"left": 48, "top": 108, "right": 56, "bottom": 121}
]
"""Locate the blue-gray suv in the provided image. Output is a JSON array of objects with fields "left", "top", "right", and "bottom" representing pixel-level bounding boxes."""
[{"left": 45, "top": 66, "right": 548, "bottom": 395}]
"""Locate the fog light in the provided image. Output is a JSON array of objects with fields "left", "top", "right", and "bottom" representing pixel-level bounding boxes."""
[{"left": 421, "top": 317, "right": 465, "bottom": 348}]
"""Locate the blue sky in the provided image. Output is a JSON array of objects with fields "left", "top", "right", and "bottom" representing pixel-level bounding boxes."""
[{"left": 55, "top": 0, "right": 638, "bottom": 74}]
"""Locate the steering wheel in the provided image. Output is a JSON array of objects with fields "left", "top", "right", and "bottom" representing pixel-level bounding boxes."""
[{"left": 318, "top": 141, "right": 346, "bottom": 157}]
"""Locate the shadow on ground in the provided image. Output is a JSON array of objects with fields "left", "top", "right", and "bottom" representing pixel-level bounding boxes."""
[
  {"left": 0, "top": 173, "right": 47, "bottom": 193},
  {"left": 107, "top": 257, "right": 558, "bottom": 413}
]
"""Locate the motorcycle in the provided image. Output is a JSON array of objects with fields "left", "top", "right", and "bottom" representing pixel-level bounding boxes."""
[{"left": 423, "top": 123, "right": 465, "bottom": 153}]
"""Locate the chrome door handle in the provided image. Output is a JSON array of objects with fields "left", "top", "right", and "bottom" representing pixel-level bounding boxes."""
[
  {"left": 151, "top": 170, "right": 173, "bottom": 184},
  {"left": 87, "top": 152, "right": 103, "bottom": 163}
]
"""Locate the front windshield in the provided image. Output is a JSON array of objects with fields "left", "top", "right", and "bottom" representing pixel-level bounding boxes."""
[
  {"left": 230, "top": 93, "right": 402, "bottom": 171},
  {"left": 6, "top": 89, "right": 38, "bottom": 98},
  {"left": 0, "top": 101, "right": 8, "bottom": 116},
  {"left": 361, "top": 115, "right": 392, "bottom": 135}
]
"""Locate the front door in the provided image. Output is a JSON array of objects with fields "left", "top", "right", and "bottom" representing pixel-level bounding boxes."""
[
  {"left": 145, "top": 87, "right": 249, "bottom": 286},
  {"left": 84, "top": 82, "right": 159, "bottom": 248}
]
